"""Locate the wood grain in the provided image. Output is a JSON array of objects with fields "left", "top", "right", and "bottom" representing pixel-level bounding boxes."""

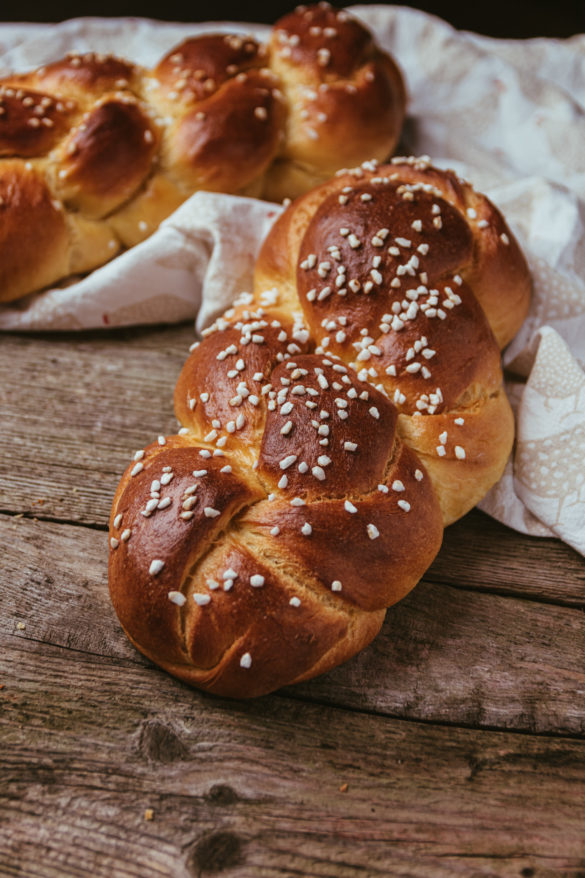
[
  {"left": 1, "top": 326, "right": 584, "bottom": 610},
  {"left": 0, "top": 325, "right": 193, "bottom": 525},
  {"left": 2, "top": 635, "right": 585, "bottom": 878},
  {"left": 429, "top": 510, "right": 585, "bottom": 608},
  {"left": 2, "top": 513, "right": 584, "bottom": 736},
  {"left": 2, "top": 320, "right": 585, "bottom": 875}
]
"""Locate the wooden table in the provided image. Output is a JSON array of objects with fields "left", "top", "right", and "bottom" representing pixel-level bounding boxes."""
[{"left": 2, "top": 322, "right": 584, "bottom": 877}]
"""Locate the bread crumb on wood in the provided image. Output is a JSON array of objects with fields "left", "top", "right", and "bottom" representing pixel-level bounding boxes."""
[
  {"left": 16, "top": 622, "right": 26, "bottom": 630},
  {"left": 339, "top": 783, "right": 349, "bottom": 793},
  {"left": 144, "top": 808, "right": 154, "bottom": 821}
]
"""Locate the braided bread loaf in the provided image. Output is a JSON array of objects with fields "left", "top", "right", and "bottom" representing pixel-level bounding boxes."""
[
  {"left": 108, "top": 157, "right": 531, "bottom": 698},
  {"left": 0, "top": 3, "right": 405, "bottom": 304}
]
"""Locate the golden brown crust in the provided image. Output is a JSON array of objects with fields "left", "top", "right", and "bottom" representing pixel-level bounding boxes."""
[
  {"left": 397, "top": 390, "right": 514, "bottom": 525},
  {"left": 163, "top": 69, "right": 285, "bottom": 194},
  {"left": 243, "top": 441, "right": 442, "bottom": 613},
  {"left": 0, "top": 4, "right": 405, "bottom": 304},
  {"left": 256, "top": 161, "right": 532, "bottom": 351},
  {"left": 51, "top": 96, "right": 159, "bottom": 218},
  {"left": 257, "top": 354, "right": 397, "bottom": 499},
  {"left": 0, "top": 86, "right": 74, "bottom": 157},
  {"left": 109, "top": 435, "right": 265, "bottom": 670},
  {"left": 12, "top": 52, "right": 139, "bottom": 100},
  {"left": 0, "top": 161, "right": 69, "bottom": 303},
  {"left": 254, "top": 158, "right": 531, "bottom": 524},
  {"left": 257, "top": 161, "right": 532, "bottom": 349},
  {"left": 108, "top": 156, "right": 530, "bottom": 698},
  {"left": 173, "top": 317, "right": 314, "bottom": 467},
  {"left": 110, "top": 302, "right": 444, "bottom": 697},
  {"left": 106, "top": 174, "right": 184, "bottom": 247},
  {"left": 179, "top": 539, "right": 351, "bottom": 697},
  {"left": 271, "top": 5, "right": 374, "bottom": 78},
  {"left": 108, "top": 157, "right": 530, "bottom": 698},
  {"left": 151, "top": 34, "right": 266, "bottom": 105},
  {"left": 263, "top": 4, "right": 406, "bottom": 202},
  {"left": 285, "top": 61, "right": 405, "bottom": 173}
]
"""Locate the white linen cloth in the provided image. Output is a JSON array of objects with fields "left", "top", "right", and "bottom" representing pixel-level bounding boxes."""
[{"left": 1, "top": 7, "right": 584, "bottom": 554}]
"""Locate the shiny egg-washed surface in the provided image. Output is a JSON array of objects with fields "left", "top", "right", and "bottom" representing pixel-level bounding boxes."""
[{"left": 108, "top": 157, "right": 531, "bottom": 697}]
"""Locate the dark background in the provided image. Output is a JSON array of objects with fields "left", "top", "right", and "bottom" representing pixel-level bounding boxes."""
[{"left": 2, "top": 1, "right": 584, "bottom": 39}]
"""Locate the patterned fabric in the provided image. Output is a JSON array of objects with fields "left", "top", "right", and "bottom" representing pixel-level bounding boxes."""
[{"left": 480, "top": 329, "right": 585, "bottom": 554}]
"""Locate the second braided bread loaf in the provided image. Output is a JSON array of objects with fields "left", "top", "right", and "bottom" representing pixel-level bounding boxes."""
[{"left": 0, "top": 3, "right": 405, "bottom": 303}]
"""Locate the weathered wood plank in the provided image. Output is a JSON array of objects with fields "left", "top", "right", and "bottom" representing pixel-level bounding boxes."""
[
  {"left": 2, "top": 635, "right": 585, "bottom": 878},
  {"left": 2, "top": 513, "right": 584, "bottom": 736},
  {"left": 292, "top": 581, "right": 585, "bottom": 735},
  {"left": 0, "top": 513, "right": 135, "bottom": 663},
  {"left": 1, "top": 327, "right": 584, "bottom": 608},
  {"left": 0, "top": 325, "right": 194, "bottom": 525},
  {"left": 429, "top": 510, "right": 585, "bottom": 608}
]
